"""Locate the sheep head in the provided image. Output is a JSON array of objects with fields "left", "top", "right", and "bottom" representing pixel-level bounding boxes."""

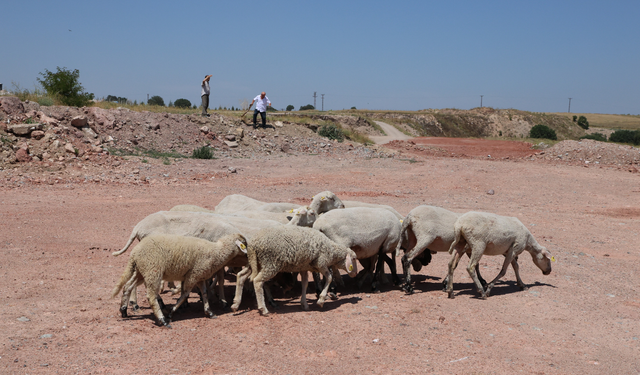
[{"left": 531, "top": 247, "right": 553, "bottom": 275}]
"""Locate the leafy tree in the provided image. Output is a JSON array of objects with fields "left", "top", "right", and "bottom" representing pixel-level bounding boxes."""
[
  {"left": 168, "top": 101, "right": 174, "bottom": 107},
  {"left": 529, "top": 124, "right": 557, "bottom": 140},
  {"left": 174, "top": 98, "right": 191, "bottom": 108},
  {"left": 351, "top": 106, "right": 357, "bottom": 110},
  {"left": 37, "top": 66, "right": 94, "bottom": 107},
  {"left": 299, "top": 104, "right": 315, "bottom": 111},
  {"left": 286, "top": 104, "right": 294, "bottom": 111},
  {"left": 609, "top": 130, "right": 640, "bottom": 145},
  {"left": 572, "top": 115, "right": 577, "bottom": 122},
  {"left": 577, "top": 116, "right": 589, "bottom": 130},
  {"left": 148, "top": 95, "right": 165, "bottom": 106},
  {"left": 580, "top": 133, "right": 607, "bottom": 142},
  {"left": 106, "top": 95, "right": 128, "bottom": 104}
]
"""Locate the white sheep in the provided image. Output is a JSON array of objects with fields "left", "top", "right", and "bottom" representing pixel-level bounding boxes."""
[
  {"left": 445, "top": 211, "right": 553, "bottom": 299},
  {"left": 230, "top": 225, "right": 357, "bottom": 315},
  {"left": 112, "top": 211, "right": 281, "bottom": 308},
  {"left": 342, "top": 200, "right": 403, "bottom": 220},
  {"left": 312, "top": 207, "right": 402, "bottom": 292},
  {"left": 308, "top": 191, "right": 345, "bottom": 214},
  {"left": 111, "top": 233, "right": 247, "bottom": 327},
  {"left": 170, "top": 204, "right": 316, "bottom": 226},
  {"left": 395, "top": 205, "right": 487, "bottom": 294},
  {"left": 169, "top": 204, "right": 214, "bottom": 213},
  {"left": 214, "top": 194, "right": 300, "bottom": 214}
]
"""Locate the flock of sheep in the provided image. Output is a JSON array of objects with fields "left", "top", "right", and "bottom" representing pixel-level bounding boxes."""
[{"left": 111, "top": 191, "right": 554, "bottom": 327}]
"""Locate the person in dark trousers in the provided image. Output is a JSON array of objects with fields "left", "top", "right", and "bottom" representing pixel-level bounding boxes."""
[
  {"left": 201, "top": 75, "right": 212, "bottom": 117},
  {"left": 249, "top": 92, "right": 271, "bottom": 127}
]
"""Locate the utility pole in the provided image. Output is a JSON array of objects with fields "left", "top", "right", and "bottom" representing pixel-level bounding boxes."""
[
  {"left": 480, "top": 95, "right": 483, "bottom": 108},
  {"left": 321, "top": 94, "right": 324, "bottom": 111},
  {"left": 147, "top": 94, "right": 149, "bottom": 103},
  {"left": 568, "top": 98, "right": 572, "bottom": 113},
  {"left": 313, "top": 92, "right": 317, "bottom": 109}
]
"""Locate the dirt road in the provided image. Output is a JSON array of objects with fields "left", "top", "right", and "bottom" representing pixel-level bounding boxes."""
[{"left": 369, "top": 121, "right": 413, "bottom": 144}]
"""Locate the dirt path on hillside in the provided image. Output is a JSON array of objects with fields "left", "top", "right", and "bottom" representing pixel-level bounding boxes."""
[
  {"left": 1, "top": 145, "right": 639, "bottom": 374},
  {"left": 369, "top": 121, "right": 413, "bottom": 144}
]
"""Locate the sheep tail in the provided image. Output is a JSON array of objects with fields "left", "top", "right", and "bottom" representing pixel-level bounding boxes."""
[
  {"left": 112, "top": 232, "right": 137, "bottom": 256},
  {"left": 395, "top": 214, "right": 412, "bottom": 257},
  {"left": 111, "top": 258, "right": 136, "bottom": 298},
  {"left": 448, "top": 223, "right": 462, "bottom": 254},
  {"left": 248, "top": 251, "right": 259, "bottom": 283}
]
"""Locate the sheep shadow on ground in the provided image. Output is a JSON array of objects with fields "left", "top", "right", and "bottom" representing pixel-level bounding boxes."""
[{"left": 448, "top": 280, "right": 557, "bottom": 299}]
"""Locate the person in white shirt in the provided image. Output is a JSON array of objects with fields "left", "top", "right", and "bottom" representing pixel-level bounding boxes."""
[
  {"left": 249, "top": 92, "right": 271, "bottom": 127},
  {"left": 201, "top": 75, "right": 212, "bottom": 117}
]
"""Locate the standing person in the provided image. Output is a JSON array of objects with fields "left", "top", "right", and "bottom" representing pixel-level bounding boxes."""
[
  {"left": 201, "top": 75, "right": 212, "bottom": 117},
  {"left": 249, "top": 92, "right": 271, "bottom": 127}
]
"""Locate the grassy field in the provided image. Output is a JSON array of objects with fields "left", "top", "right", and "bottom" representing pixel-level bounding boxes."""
[{"left": 549, "top": 112, "right": 640, "bottom": 130}]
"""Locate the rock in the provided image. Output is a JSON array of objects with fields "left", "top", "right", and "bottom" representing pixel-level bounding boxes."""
[
  {"left": 0, "top": 96, "right": 25, "bottom": 115},
  {"left": 200, "top": 126, "right": 210, "bottom": 134},
  {"left": 82, "top": 127, "right": 98, "bottom": 139},
  {"left": 234, "top": 127, "right": 244, "bottom": 139},
  {"left": 225, "top": 134, "right": 236, "bottom": 141},
  {"left": 274, "top": 121, "right": 284, "bottom": 128},
  {"left": 224, "top": 140, "right": 239, "bottom": 148},
  {"left": 228, "top": 167, "right": 237, "bottom": 173},
  {"left": 15, "top": 148, "right": 32, "bottom": 162},
  {"left": 17, "top": 316, "right": 30, "bottom": 322},
  {"left": 487, "top": 189, "right": 495, "bottom": 195},
  {"left": 37, "top": 111, "right": 59, "bottom": 126},
  {"left": 8, "top": 123, "right": 44, "bottom": 136},
  {"left": 31, "top": 130, "right": 45, "bottom": 140},
  {"left": 64, "top": 143, "right": 76, "bottom": 155},
  {"left": 71, "top": 116, "right": 88, "bottom": 128}
]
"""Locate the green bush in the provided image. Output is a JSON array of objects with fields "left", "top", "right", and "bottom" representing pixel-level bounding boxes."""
[
  {"left": 299, "top": 104, "right": 315, "bottom": 111},
  {"left": 572, "top": 115, "right": 577, "bottom": 122},
  {"left": 37, "top": 66, "right": 94, "bottom": 107},
  {"left": 529, "top": 124, "right": 557, "bottom": 140},
  {"left": 318, "top": 124, "right": 344, "bottom": 142},
  {"left": 609, "top": 130, "right": 640, "bottom": 145},
  {"left": 286, "top": 105, "right": 294, "bottom": 111},
  {"left": 174, "top": 99, "right": 191, "bottom": 108},
  {"left": 577, "top": 116, "right": 589, "bottom": 130},
  {"left": 580, "top": 133, "right": 607, "bottom": 142},
  {"left": 148, "top": 95, "right": 165, "bottom": 106},
  {"left": 192, "top": 145, "right": 214, "bottom": 159},
  {"left": 37, "top": 97, "right": 54, "bottom": 106}
]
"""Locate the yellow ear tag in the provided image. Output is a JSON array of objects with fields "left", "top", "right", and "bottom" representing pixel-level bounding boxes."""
[
  {"left": 240, "top": 243, "right": 246, "bottom": 250},
  {"left": 321, "top": 196, "right": 326, "bottom": 201},
  {"left": 289, "top": 209, "right": 294, "bottom": 213},
  {"left": 348, "top": 265, "right": 353, "bottom": 271},
  {"left": 400, "top": 219, "right": 403, "bottom": 223},
  {"left": 551, "top": 256, "right": 556, "bottom": 262}
]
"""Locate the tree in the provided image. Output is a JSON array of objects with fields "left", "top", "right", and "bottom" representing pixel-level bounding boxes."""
[
  {"left": 299, "top": 104, "right": 315, "bottom": 111},
  {"left": 286, "top": 105, "right": 294, "bottom": 111},
  {"left": 148, "top": 95, "right": 165, "bottom": 106},
  {"left": 37, "top": 66, "right": 94, "bottom": 107},
  {"left": 529, "top": 124, "right": 557, "bottom": 140},
  {"left": 351, "top": 106, "right": 357, "bottom": 110},
  {"left": 577, "top": 116, "right": 589, "bottom": 130},
  {"left": 174, "top": 98, "right": 191, "bottom": 108}
]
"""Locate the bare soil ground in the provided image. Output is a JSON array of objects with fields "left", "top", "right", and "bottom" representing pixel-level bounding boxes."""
[{"left": 1, "top": 137, "right": 640, "bottom": 374}]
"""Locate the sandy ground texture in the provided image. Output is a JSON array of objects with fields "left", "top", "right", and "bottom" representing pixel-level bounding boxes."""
[{"left": 1, "top": 138, "right": 639, "bottom": 374}]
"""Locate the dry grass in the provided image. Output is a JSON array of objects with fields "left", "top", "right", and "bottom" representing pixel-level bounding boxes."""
[{"left": 548, "top": 112, "right": 640, "bottom": 130}]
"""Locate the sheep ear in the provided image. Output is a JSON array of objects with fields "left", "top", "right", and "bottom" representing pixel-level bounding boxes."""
[
  {"left": 321, "top": 196, "right": 326, "bottom": 201},
  {"left": 235, "top": 240, "right": 247, "bottom": 254},
  {"left": 345, "top": 255, "right": 354, "bottom": 272}
]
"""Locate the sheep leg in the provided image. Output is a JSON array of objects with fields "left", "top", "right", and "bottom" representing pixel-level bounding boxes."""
[
  {"left": 356, "top": 257, "right": 375, "bottom": 289},
  {"left": 379, "top": 252, "right": 400, "bottom": 286},
  {"left": 482, "top": 252, "right": 515, "bottom": 299},
  {"left": 316, "top": 268, "right": 333, "bottom": 308},
  {"left": 510, "top": 255, "right": 528, "bottom": 291},
  {"left": 120, "top": 271, "right": 141, "bottom": 318},
  {"left": 401, "top": 240, "right": 430, "bottom": 294},
  {"left": 231, "top": 266, "right": 252, "bottom": 312},
  {"left": 312, "top": 271, "right": 323, "bottom": 297},
  {"left": 145, "top": 278, "right": 170, "bottom": 327},
  {"left": 445, "top": 249, "right": 464, "bottom": 299},
  {"left": 328, "top": 266, "right": 340, "bottom": 300},
  {"left": 214, "top": 268, "right": 227, "bottom": 308},
  {"left": 167, "top": 282, "right": 194, "bottom": 320},
  {"left": 371, "top": 253, "right": 386, "bottom": 293},
  {"left": 197, "top": 281, "right": 216, "bottom": 318},
  {"left": 300, "top": 271, "right": 310, "bottom": 311},
  {"left": 252, "top": 271, "right": 269, "bottom": 316},
  {"left": 264, "top": 282, "right": 278, "bottom": 308}
]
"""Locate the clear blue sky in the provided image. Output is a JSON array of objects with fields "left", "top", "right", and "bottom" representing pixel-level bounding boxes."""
[{"left": 2, "top": 1, "right": 638, "bottom": 114}]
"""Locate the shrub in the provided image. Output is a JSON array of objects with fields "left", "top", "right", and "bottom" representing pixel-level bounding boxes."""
[
  {"left": 318, "top": 124, "right": 344, "bottom": 142},
  {"left": 572, "top": 115, "right": 577, "bottom": 122},
  {"left": 37, "top": 97, "right": 54, "bottom": 106},
  {"left": 192, "top": 145, "right": 214, "bottom": 159},
  {"left": 299, "top": 104, "right": 315, "bottom": 111},
  {"left": 174, "top": 98, "right": 191, "bottom": 108},
  {"left": 529, "top": 124, "right": 557, "bottom": 140},
  {"left": 577, "top": 116, "right": 589, "bottom": 130},
  {"left": 148, "top": 95, "right": 165, "bottom": 106},
  {"left": 351, "top": 106, "right": 357, "bottom": 110},
  {"left": 580, "top": 133, "right": 607, "bottom": 142},
  {"left": 286, "top": 105, "right": 294, "bottom": 111},
  {"left": 37, "top": 66, "right": 94, "bottom": 107},
  {"left": 609, "top": 130, "right": 640, "bottom": 145}
]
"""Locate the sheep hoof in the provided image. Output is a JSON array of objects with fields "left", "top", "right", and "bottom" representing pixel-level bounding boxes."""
[
  {"left": 119, "top": 306, "right": 128, "bottom": 318},
  {"left": 520, "top": 285, "right": 529, "bottom": 291},
  {"left": 160, "top": 317, "right": 171, "bottom": 327},
  {"left": 259, "top": 309, "right": 270, "bottom": 316},
  {"left": 132, "top": 304, "right": 139, "bottom": 311},
  {"left": 230, "top": 304, "right": 239, "bottom": 312},
  {"left": 219, "top": 300, "right": 229, "bottom": 310},
  {"left": 402, "top": 284, "right": 414, "bottom": 294},
  {"left": 205, "top": 311, "right": 217, "bottom": 319},
  {"left": 447, "top": 291, "right": 455, "bottom": 299},
  {"left": 329, "top": 292, "right": 338, "bottom": 300}
]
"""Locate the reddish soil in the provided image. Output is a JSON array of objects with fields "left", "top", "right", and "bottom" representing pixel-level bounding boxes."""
[
  {"left": 1, "top": 140, "right": 639, "bottom": 374},
  {"left": 387, "top": 137, "right": 538, "bottom": 159}
]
